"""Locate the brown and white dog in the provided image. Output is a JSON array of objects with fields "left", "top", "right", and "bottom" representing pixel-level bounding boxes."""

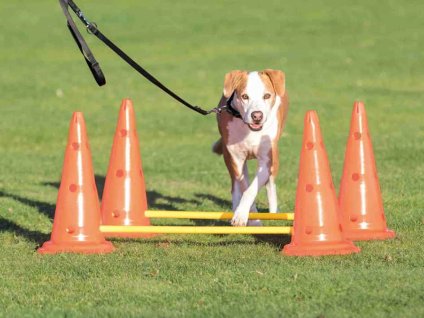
[{"left": 212, "top": 69, "right": 289, "bottom": 226}]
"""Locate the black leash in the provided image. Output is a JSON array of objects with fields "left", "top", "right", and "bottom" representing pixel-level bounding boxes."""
[{"left": 58, "top": 0, "right": 241, "bottom": 118}]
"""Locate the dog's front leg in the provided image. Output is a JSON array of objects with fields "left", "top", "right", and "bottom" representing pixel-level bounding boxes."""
[
  {"left": 231, "top": 162, "right": 270, "bottom": 226},
  {"left": 266, "top": 176, "right": 278, "bottom": 213},
  {"left": 231, "top": 162, "right": 250, "bottom": 211}
]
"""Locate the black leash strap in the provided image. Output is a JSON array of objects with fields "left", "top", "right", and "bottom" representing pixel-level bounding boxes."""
[{"left": 58, "top": 0, "right": 241, "bottom": 118}]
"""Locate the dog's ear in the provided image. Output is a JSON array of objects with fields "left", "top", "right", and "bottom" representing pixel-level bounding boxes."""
[
  {"left": 262, "top": 69, "right": 285, "bottom": 97},
  {"left": 223, "top": 70, "right": 247, "bottom": 98}
]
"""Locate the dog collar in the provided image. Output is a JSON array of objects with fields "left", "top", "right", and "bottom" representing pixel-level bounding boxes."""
[{"left": 225, "top": 92, "right": 242, "bottom": 118}]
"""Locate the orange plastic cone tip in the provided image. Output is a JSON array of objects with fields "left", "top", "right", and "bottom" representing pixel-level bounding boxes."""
[
  {"left": 338, "top": 102, "right": 395, "bottom": 240},
  {"left": 38, "top": 112, "right": 114, "bottom": 254},
  {"left": 283, "top": 111, "right": 360, "bottom": 256},
  {"left": 101, "top": 99, "right": 155, "bottom": 238}
]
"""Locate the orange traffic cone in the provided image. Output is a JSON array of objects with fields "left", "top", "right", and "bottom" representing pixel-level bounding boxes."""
[
  {"left": 38, "top": 113, "right": 115, "bottom": 254},
  {"left": 100, "top": 99, "right": 154, "bottom": 238},
  {"left": 338, "top": 102, "right": 395, "bottom": 240},
  {"left": 283, "top": 111, "right": 360, "bottom": 256}
]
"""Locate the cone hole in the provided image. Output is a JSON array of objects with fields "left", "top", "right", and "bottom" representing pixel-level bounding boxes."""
[
  {"left": 305, "top": 184, "right": 314, "bottom": 192},
  {"left": 305, "top": 226, "right": 313, "bottom": 235},
  {"left": 306, "top": 142, "right": 314, "bottom": 150},
  {"left": 350, "top": 215, "right": 358, "bottom": 222},
  {"left": 120, "top": 129, "right": 128, "bottom": 137},
  {"left": 112, "top": 210, "right": 120, "bottom": 218},
  {"left": 66, "top": 226, "right": 75, "bottom": 234},
  {"left": 329, "top": 182, "right": 334, "bottom": 189},
  {"left": 116, "top": 169, "right": 125, "bottom": 178},
  {"left": 352, "top": 173, "right": 360, "bottom": 181},
  {"left": 71, "top": 142, "right": 80, "bottom": 150},
  {"left": 69, "top": 184, "right": 78, "bottom": 192},
  {"left": 140, "top": 169, "right": 143, "bottom": 177},
  {"left": 339, "top": 224, "right": 343, "bottom": 232},
  {"left": 381, "top": 213, "right": 386, "bottom": 221},
  {"left": 86, "top": 142, "right": 90, "bottom": 150},
  {"left": 354, "top": 132, "right": 361, "bottom": 140}
]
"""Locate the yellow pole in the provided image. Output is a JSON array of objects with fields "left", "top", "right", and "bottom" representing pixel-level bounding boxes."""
[
  {"left": 144, "top": 210, "right": 294, "bottom": 221},
  {"left": 100, "top": 225, "right": 292, "bottom": 235}
]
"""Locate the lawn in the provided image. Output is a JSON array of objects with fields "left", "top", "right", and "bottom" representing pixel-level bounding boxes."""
[{"left": 0, "top": 0, "right": 423, "bottom": 317}]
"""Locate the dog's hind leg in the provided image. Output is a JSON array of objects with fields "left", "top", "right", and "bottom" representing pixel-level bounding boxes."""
[{"left": 212, "top": 138, "right": 223, "bottom": 155}]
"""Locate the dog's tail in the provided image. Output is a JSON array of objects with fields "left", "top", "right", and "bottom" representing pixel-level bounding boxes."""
[{"left": 212, "top": 138, "right": 223, "bottom": 155}]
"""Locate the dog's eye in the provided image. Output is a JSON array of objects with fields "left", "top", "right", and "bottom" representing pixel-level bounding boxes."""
[
  {"left": 263, "top": 93, "right": 271, "bottom": 100},
  {"left": 241, "top": 94, "right": 249, "bottom": 100}
]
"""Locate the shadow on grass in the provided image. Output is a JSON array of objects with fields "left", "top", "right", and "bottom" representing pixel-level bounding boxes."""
[
  {"left": 2, "top": 175, "right": 203, "bottom": 222},
  {"left": 0, "top": 216, "right": 49, "bottom": 245},
  {"left": 194, "top": 193, "right": 268, "bottom": 212},
  {"left": 194, "top": 193, "right": 231, "bottom": 210},
  {"left": 44, "top": 175, "right": 200, "bottom": 211},
  {"left": 1, "top": 180, "right": 292, "bottom": 249},
  {"left": 252, "top": 234, "right": 292, "bottom": 250},
  {"left": 147, "top": 190, "right": 200, "bottom": 211},
  {"left": 113, "top": 237, "right": 259, "bottom": 246},
  {"left": 114, "top": 234, "right": 292, "bottom": 250},
  {"left": 0, "top": 190, "right": 55, "bottom": 219},
  {"left": 185, "top": 220, "right": 291, "bottom": 250}
]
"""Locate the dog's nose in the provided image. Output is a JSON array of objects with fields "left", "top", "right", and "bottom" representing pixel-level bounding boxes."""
[{"left": 251, "top": 111, "right": 263, "bottom": 122}]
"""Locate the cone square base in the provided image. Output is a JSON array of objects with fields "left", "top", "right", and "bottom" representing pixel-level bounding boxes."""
[
  {"left": 282, "top": 240, "right": 360, "bottom": 256},
  {"left": 37, "top": 240, "right": 115, "bottom": 254},
  {"left": 102, "top": 231, "right": 157, "bottom": 239},
  {"left": 344, "top": 229, "right": 395, "bottom": 241}
]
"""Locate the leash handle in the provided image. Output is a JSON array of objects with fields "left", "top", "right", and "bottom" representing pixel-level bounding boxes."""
[
  {"left": 59, "top": 0, "right": 241, "bottom": 118},
  {"left": 59, "top": 0, "right": 105, "bottom": 86}
]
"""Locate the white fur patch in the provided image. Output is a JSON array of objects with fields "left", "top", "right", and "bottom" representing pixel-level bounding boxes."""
[
  {"left": 238, "top": 72, "right": 273, "bottom": 124},
  {"left": 246, "top": 72, "right": 266, "bottom": 102}
]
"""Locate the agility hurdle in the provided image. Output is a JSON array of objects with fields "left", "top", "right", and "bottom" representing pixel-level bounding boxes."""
[
  {"left": 144, "top": 210, "right": 294, "bottom": 221},
  {"left": 100, "top": 225, "right": 293, "bottom": 235},
  {"left": 100, "top": 211, "right": 293, "bottom": 235}
]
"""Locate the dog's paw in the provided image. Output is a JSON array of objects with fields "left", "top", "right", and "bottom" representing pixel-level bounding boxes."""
[
  {"left": 231, "top": 212, "right": 249, "bottom": 227},
  {"left": 247, "top": 219, "right": 262, "bottom": 226}
]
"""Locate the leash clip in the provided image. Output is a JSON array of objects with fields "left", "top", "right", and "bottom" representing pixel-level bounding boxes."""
[
  {"left": 86, "top": 22, "right": 98, "bottom": 35},
  {"left": 208, "top": 105, "right": 226, "bottom": 115},
  {"left": 205, "top": 92, "right": 241, "bottom": 118}
]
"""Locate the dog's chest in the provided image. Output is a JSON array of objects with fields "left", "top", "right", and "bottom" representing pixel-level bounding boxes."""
[{"left": 226, "top": 118, "right": 278, "bottom": 160}]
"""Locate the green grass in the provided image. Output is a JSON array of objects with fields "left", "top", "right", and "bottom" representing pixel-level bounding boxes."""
[{"left": 0, "top": 0, "right": 423, "bottom": 317}]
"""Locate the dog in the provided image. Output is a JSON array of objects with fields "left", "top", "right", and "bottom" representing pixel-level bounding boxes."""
[{"left": 212, "top": 69, "right": 289, "bottom": 226}]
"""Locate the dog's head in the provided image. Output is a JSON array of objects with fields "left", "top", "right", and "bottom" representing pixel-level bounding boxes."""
[{"left": 223, "top": 69, "right": 285, "bottom": 131}]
